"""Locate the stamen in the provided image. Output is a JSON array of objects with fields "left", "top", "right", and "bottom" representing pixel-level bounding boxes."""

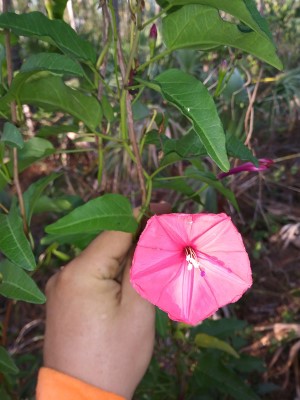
[{"left": 184, "top": 247, "right": 205, "bottom": 276}]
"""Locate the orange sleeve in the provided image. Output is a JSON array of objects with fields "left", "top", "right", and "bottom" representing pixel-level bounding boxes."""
[{"left": 36, "top": 367, "right": 126, "bottom": 400}]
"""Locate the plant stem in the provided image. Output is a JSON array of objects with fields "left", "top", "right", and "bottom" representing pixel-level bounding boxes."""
[
  {"left": 115, "top": 1, "right": 147, "bottom": 203},
  {"left": 3, "top": 0, "right": 28, "bottom": 235},
  {"left": 141, "top": 4, "right": 173, "bottom": 29},
  {"left": 126, "top": 92, "right": 147, "bottom": 202},
  {"left": 137, "top": 49, "right": 172, "bottom": 72},
  {"left": 274, "top": 153, "right": 300, "bottom": 163},
  {"left": 0, "top": 203, "right": 9, "bottom": 213}
]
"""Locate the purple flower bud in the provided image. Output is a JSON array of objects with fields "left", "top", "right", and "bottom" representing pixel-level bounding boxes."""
[
  {"left": 218, "top": 159, "right": 274, "bottom": 179},
  {"left": 220, "top": 60, "right": 228, "bottom": 72},
  {"left": 149, "top": 24, "right": 157, "bottom": 40}
]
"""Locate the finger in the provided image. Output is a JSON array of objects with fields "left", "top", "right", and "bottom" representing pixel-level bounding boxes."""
[
  {"left": 121, "top": 255, "right": 155, "bottom": 318},
  {"left": 68, "top": 230, "right": 133, "bottom": 280}
]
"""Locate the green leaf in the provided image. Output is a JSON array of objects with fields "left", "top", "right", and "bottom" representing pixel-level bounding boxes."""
[
  {"left": 154, "top": 69, "right": 229, "bottom": 171},
  {"left": 45, "top": 0, "right": 68, "bottom": 20},
  {"left": 162, "top": 0, "right": 273, "bottom": 42},
  {"left": 184, "top": 166, "right": 239, "bottom": 210},
  {"left": 20, "top": 53, "right": 85, "bottom": 77},
  {"left": 162, "top": 5, "right": 283, "bottom": 70},
  {"left": 15, "top": 137, "right": 54, "bottom": 173},
  {"left": 155, "top": 308, "right": 169, "bottom": 338},
  {"left": 14, "top": 75, "right": 102, "bottom": 130},
  {"left": 0, "top": 74, "right": 101, "bottom": 130},
  {"left": 0, "top": 260, "right": 46, "bottom": 303},
  {"left": 0, "top": 386, "right": 11, "bottom": 400},
  {"left": 195, "top": 333, "right": 239, "bottom": 358},
  {"left": 101, "top": 96, "right": 114, "bottom": 123},
  {"left": 45, "top": 194, "right": 138, "bottom": 235},
  {"left": 132, "top": 101, "right": 149, "bottom": 121},
  {"left": 23, "top": 173, "right": 61, "bottom": 224},
  {"left": 191, "top": 317, "right": 247, "bottom": 339},
  {"left": 226, "top": 135, "right": 258, "bottom": 165},
  {"left": 1, "top": 122, "right": 24, "bottom": 149},
  {"left": 195, "top": 354, "right": 260, "bottom": 400},
  {"left": 41, "top": 231, "right": 98, "bottom": 250},
  {"left": 0, "top": 346, "right": 19, "bottom": 375},
  {"left": 163, "top": 130, "right": 206, "bottom": 158},
  {"left": 154, "top": 177, "right": 201, "bottom": 203},
  {"left": 37, "top": 124, "right": 78, "bottom": 138},
  {"left": 33, "top": 195, "right": 81, "bottom": 214},
  {"left": 229, "top": 354, "right": 265, "bottom": 373},
  {"left": 0, "top": 207, "right": 36, "bottom": 271},
  {"left": 0, "top": 12, "right": 96, "bottom": 63}
]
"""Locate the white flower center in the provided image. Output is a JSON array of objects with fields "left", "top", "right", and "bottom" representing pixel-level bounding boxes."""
[{"left": 184, "top": 247, "right": 206, "bottom": 276}]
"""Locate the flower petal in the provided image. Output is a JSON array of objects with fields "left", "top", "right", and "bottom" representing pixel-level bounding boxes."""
[{"left": 131, "top": 213, "right": 252, "bottom": 325}]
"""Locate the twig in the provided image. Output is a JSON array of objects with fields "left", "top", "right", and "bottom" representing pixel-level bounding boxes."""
[
  {"left": 112, "top": 1, "right": 147, "bottom": 203},
  {"left": 244, "top": 67, "right": 263, "bottom": 146},
  {"left": 126, "top": 93, "right": 147, "bottom": 202},
  {"left": 0, "top": 203, "right": 9, "bottom": 213},
  {"left": 3, "top": 0, "right": 28, "bottom": 235},
  {"left": 98, "top": 1, "right": 110, "bottom": 100}
]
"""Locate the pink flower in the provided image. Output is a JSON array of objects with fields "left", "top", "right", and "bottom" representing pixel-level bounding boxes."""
[
  {"left": 130, "top": 213, "right": 252, "bottom": 326},
  {"left": 218, "top": 158, "right": 273, "bottom": 179}
]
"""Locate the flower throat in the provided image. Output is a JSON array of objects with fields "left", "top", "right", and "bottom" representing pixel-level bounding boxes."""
[{"left": 184, "top": 247, "right": 205, "bottom": 276}]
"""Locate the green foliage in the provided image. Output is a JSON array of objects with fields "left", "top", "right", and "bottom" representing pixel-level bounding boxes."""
[
  {"left": 194, "top": 332, "right": 240, "bottom": 358},
  {"left": 154, "top": 69, "right": 230, "bottom": 171},
  {"left": 45, "top": 194, "right": 138, "bottom": 235},
  {"left": 20, "top": 53, "right": 85, "bottom": 77},
  {"left": 161, "top": 0, "right": 273, "bottom": 41},
  {"left": 23, "top": 173, "right": 61, "bottom": 224},
  {"left": 0, "top": 12, "right": 96, "bottom": 63},
  {"left": 0, "top": 260, "right": 46, "bottom": 303},
  {"left": 162, "top": 4, "right": 282, "bottom": 69},
  {"left": 0, "top": 206, "right": 36, "bottom": 271},
  {"left": 0, "top": 346, "right": 19, "bottom": 375},
  {"left": 1, "top": 123, "right": 24, "bottom": 150},
  {"left": 45, "top": 0, "right": 68, "bottom": 20},
  {"left": 0, "top": 1, "right": 285, "bottom": 398}
]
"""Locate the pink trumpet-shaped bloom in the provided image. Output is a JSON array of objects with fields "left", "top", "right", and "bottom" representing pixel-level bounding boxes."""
[
  {"left": 130, "top": 213, "right": 252, "bottom": 326},
  {"left": 218, "top": 158, "right": 273, "bottom": 179}
]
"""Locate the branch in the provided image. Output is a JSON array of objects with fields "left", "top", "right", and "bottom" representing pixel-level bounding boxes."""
[{"left": 3, "top": 0, "right": 28, "bottom": 235}]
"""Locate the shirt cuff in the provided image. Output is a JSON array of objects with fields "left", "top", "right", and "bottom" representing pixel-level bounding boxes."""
[{"left": 36, "top": 367, "right": 126, "bottom": 400}]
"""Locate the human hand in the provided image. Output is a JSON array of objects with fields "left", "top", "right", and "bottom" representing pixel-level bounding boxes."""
[{"left": 43, "top": 203, "right": 170, "bottom": 399}]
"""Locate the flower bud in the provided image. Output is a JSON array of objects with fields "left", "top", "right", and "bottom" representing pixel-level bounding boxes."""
[{"left": 149, "top": 24, "right": 157, "bottom": 57}]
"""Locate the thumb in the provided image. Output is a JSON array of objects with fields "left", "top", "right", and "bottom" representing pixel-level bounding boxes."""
[{"left": 73, "top": 230, "right": 133, "bottom": 280}]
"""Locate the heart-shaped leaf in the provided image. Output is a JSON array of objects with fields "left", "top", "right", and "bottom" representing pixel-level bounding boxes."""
[{"left": 162, "top": 5, "right": 282, "bottom": 70}]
